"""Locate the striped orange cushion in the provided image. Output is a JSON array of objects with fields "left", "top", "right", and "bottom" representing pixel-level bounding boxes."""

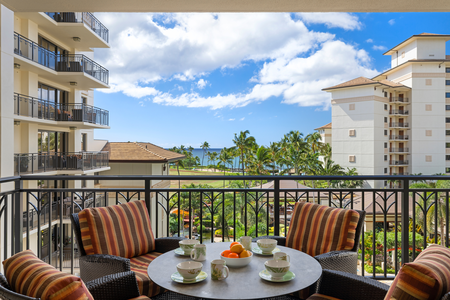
[
  {"left": 307, "top": 294, "right": 342, "bottom": 300},
  {"left": 286, "top": 202, "right": 360, "bottom": 257},
  {"left": 128, "top": 296, "right": 151, "bottom": 300},
  {"left": 79, "top": 200, "right": 155, "bottom": 258},
  {"left": 130, "top": 252, "right": 163, "bottom": 298},
  {"left": 384, "top": 244, "right": 450, "bottom": 300},
  {"left": 2, "top": 250, "right": 93, "bottom": 300}
]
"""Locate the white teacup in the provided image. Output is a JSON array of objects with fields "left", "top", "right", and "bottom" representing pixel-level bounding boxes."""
[
  {"left": 273, "top": 252, "right": 290, "bottom": 262},
  {"left": 257, "top": 239, "right": 277, "bottom": 254},
  {"left": 264, "top": 259, "right": 290, "bottom": 279},
  {"left": 179, "top": 239, "right": 200, "bottom": 254},
  {"left": 177, "top": 261, "right": 203, "bottom": 281},
  {"left": 240, "top": 236, "right": 252, "bottom": 251},
  {"left": 190, "top": 244, "right": 206, "bottom": 261},
  {"left": 211, "top": 259, "right": 229, "bottom": 280}
]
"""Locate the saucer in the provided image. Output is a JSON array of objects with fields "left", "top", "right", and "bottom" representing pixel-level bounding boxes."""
[
  {"left": 252, "top": 247, "right": 281, "bottom": 255},
  {"left": 259, "top": 270, "right": 295, "bottom": 282},
  {"left": 174, "top": 247, "right": 191, "bottom": 256},
  {"left": 171, "top": 271, "right": 208, "bottom": 284}
]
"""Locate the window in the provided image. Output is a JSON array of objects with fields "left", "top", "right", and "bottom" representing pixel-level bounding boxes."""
[
  {"left": 384, "top": 92, "right": 388, "bottom": 97},
  {"left": 349, "top": 104, "right": 355, "bottom": 110},
  {"left": 446, "top": 155, "right": 450, "bottom": 161},
  {"left": 446, "top": 118, "right": 450, "bottom": 123},
  {"left": 384, "top": 130, "right": 387, "bottom": 136},
  {"left": 81, "top": 133, "right": 87, "bottom": 151},
  {"left": 446, "top": 105, "right": 450, "bottom": 111},
  {"left": 446, "top": 143, "right": 450, "bottom": 148},
  {"left": 348, "top": 155, "right": 355, "bottom": 162},
  {"left": 447, "top": 130, "right": 450, "bottom": 136},
  {"left": 426, "top": 155, "right": 432, "bottom": 162},
  {"left": 426, "top": 130, "right": 432, "bottom": 136},
  {"left": 447, "top": 93, "right": 450, "bottom": 98},
  {"left": 384, "top": 142, "right": 387, "bottom": 148},
  {"left": 384, "top": 168, "right": 388, "bottom": 174},
  {"left": 446, "top": 167, "right": 450, "bottom": 173},
  {"left": 384, "top": 104, "right": 388, "bottom": 110},
  {"left": 38, "top": 83, "right": 69, "bottom": 104},
  {"left": 425, "top": 104, "right": 432, "bottom": 111},
  {"left": 82, "top": 97, "right": 87, "bottom": 105},
  {"left": 384, "top": 155, "right": 387, "bottom": 161},
  {"left": 446, "top": 67, "right": 450, "bottom": 73},
  {"left": 425, "top": 79, "right": 432, "bottom": 86},
  {"left": 446, "top": 80, "right": 450, "bottom": 86},
  {"left": 349, "top": 129, "right": 356, "bottom": 137},
  {"left": 384, "top": 117, "right": 387, "bottom": 123}
]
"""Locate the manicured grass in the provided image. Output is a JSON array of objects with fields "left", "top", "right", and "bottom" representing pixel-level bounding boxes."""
[{"left": 169, "top": 168, "right": 235, "bottom": 188}]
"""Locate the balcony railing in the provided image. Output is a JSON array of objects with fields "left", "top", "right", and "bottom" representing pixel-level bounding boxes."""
[
  {"left": 389, "top": 122, "right": 409, "bottom": 128},
  {"left": 389, "top": 97, "right": 409, "bottom": 103},
  {"left": 44, "top": 12, "right": 109, "bottom": 43},
  {"left": 14, "top": 152, "right": 109, "bottom": 175},
  {"left": 1, "top": 174, "right": 449, "bottom": 280},
  {"left": 14, "top": 32, "right": 109, "bottom": 85},
  {"left": 14, "top": 93, "right": 109, "bottom": 126},
  {"left": 389, "top": 160, "right": 409, "bottom": 165},
  {"left": 389, "top": 148, "right": 409, "bottom": 153},
  {"left": 389, "top": 135, "right": 409, "bottom": 140},
  {"left": 389, "top": 109, "right": 409, "bottom": 115}
]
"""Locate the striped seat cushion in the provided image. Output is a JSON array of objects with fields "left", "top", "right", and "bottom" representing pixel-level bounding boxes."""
[
  {"left": 306, "top": 294, "right": 342, "bottom": 300},
  {"left": 286, "top": 202, "right": 360, "bottom": 257},
  {"left": 384, "top": 244, "right": 450, "bottom": 300},
  {"left": 130, "top": 252, "right": 163, "bottom": 298},
  {"left": 2, "top": 250, "right": 93, "bottom": 300},
  {"left": 128, "top": 296, "right": 151, "bottom": 300},
  {"left": 79, "top": 200, "right": 155, "bottom": 258}
]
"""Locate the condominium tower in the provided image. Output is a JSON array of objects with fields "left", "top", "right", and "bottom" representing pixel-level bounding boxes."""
[{"left": 323, "top": 33, "right": 450, "bottom": 188}]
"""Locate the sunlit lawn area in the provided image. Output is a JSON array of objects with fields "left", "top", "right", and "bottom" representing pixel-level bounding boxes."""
[{"left": 169, "top": 168, "right": 233, "bottom": 188}]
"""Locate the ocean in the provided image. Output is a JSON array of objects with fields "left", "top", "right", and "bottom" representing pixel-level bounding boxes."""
[{"left": 190, "top": 148, "right": 241, "bottom": 168}]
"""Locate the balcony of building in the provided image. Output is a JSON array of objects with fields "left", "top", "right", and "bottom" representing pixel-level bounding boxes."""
[
  {"left": 389, "top": 97, "right": 409, "bottom": 104},
  {"left": 14, "top": 93, "right": 109, "bottom": 129},
  {"left": 389, "top": 109, "right": 409, "bottom": 115},
  {"left": 389, "top": 122, "right": 409, "bottom": 128},
  {"left": 14, "top": 151, "right": 110, "bottom": 175},
  {"left": 389, "top": 135, "right": 409, "bottom": 140},
  {"left": 389, "top": 147, "right": 409, "bottom": 153},
  {"left": 389, "top": 160, "right": 409, "bottom": 166},
  {"left": 14, "top": 12, "right": 109, "bottom": 50},
  {"left": 13, "top": 32, "right": 109, "bottom": 89}
]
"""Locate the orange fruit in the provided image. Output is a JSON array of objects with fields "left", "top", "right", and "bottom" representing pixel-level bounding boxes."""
[
  {"left": 239, "top": 250, "right": 251, "bottom": 258},
  {"left": 221, "top": 250, "right": 231, "bottom": 257},
  {"left": 230, "top": 244, "right": 244, "bottom": 254},
  {"left": 228, "top": 253, "right": 239, "bottom": 258},
  {"left": 230, "top": 242, "right": 241, "bottom": 248}
]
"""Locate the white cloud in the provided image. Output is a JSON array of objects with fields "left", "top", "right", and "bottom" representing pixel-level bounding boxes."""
[
  {"left": 373, "top": 45, "right": 387, "bottom": 51},
  {"left": 296, "top": 13, "right": 362, "bottom": 30},
  {"left": 229, "top": 118, "right": 235, "bottom": 121},
  {"left": 388, "top": 19, "right": 395, "bottom": 25},
  {"left": 366, "top": 38, "right": 373, "bottom": 43},
  {"left": 197, "top": 79, "right": 207, "bottom": 89},
  {"left": 240, "top": 117, "right": 245, "bottom": 121}
]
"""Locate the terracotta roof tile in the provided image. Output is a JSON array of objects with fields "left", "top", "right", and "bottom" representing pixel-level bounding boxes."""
[
  {"left": 314, "top": 122, "right": 332, "bottom": 130},
  {"left": 322, "top": 77, "right": 376, "bottom": 91},
  {"left": 102, "top": 142, "right": 185, "bottom": 162}
]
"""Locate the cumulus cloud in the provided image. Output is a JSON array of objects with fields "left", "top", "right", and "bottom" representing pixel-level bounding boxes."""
[
  {"left": 240, "top": 117, "right": 245, "bottom": 121},
  {"left": 229, "top": 118, "right": 235, "bottom": 121},
  {"left": 96, "top": 13, "right": 378, "bottom": 110},
  {"left": 373, "top": 45, "right": 387, "bottom": 51},
  {"left": 366, "top": 38, "right": 373, "bottom": 43},
  {"left": 388, "top": 19, "right": 395, "bottom": 25},
  {"left": 296, "top": 13, "right": 362, "bottom": 30}
]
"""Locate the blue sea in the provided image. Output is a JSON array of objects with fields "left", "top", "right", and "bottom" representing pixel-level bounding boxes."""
[{"left": 190, "top": 148, "right": 241, "bottom": 168}]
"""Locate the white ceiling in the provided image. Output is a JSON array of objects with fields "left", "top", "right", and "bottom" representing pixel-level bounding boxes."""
[{"left": 2, "top": 0, "right": 450, "bottom": 12}]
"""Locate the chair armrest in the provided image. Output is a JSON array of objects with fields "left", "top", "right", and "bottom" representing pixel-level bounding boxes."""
[
  {"left": 86, "top": 271, "right": 140, "bottom": 300},
  {"left": 315, "top": 250, "right": 358, "bottom": 274},
  {"left": 155, "top": 237, "right": 186, "bottom": 253},
  {"left": 0, "top": 288, "right": 40, "bottom": 300},
  {"left": 80, "top": 254, "right": 130, "bottom": 282},
  {"left": 252, "top": 235, "right": 286, "bottom": 246},
  {"left": 315, "top": 270, "right": 389, "bottom": 300},
  {"left": 442, "top": 292, "right": 450, "bottom": 300}
]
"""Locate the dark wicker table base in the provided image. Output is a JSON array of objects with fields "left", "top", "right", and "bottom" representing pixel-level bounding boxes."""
[{"left": 152, "top": 291, "right": 299, "bottom": 300}]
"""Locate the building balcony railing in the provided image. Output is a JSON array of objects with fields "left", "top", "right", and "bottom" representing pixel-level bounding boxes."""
[
  {"left": 1, "top": 174, "right": 448, "bottom": 281},
  {"left": 389, "top": 160, "right": 409, "bottom": 165},
  {"left": 389, "top": 148, "right": 409, "bottom": 153},
  {"left": 14, "top": 93, "right": 109, "bottom": 126},
  {"left": 44, "top": 12, "right": 109, "bottom": 43},
  {"left": 389, "top": 135, "right": 409, "bottom": 140},
  {"left": 389, "top": 109, "right": 409, "bottom": 115},
  {"left": 389, "top": 97, "right": 409, "bottom": 103},
  {"left": 14, "top": 32, "right": 109, "bottom": 85},
  {"left": 14, "top": 151, "right": 109, "bottom": 175},
  {"left": 389, "top": 122, "right": 409, "bottom": 128}
]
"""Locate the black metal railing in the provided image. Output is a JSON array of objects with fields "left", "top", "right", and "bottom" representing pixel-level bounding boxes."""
[
  {"left": 389, "top": 160, "right": 409, "bottom": 165},
  {"left": 14, "top": 93, "right": 109, "bottom": 126},
  {"left": 389, "top": 148, "right": 409, "bottom": 153},
  {"left": 389, "top": 110, "right": 409, "bottom": 115},
  {"left": 389, "top": 122, "right": 409, "bottom": 128},
  {"left": 1, "top": 174, "right": 450, "bottom": 280},
  {"left": 14, "top": 152, "right": 109, "bottom": 175},
  {"left": 14, "top": 32, "right": 109, "bottom": 85},
  {"left": 44, "top": 12, "right": 109, "bottom": 43},
  {"left": 389, "top": 97, "right": 409, "bottom": 103},
  {"left": 389, "top": 135, "right": 409, "bottom": 140}
]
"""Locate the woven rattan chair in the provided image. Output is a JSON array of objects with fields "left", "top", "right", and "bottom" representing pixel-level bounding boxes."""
[
  {"left": 71, "top": 212, "right": 185, "bottom": 282},
  {"left": 0, "top": 271, "right": 144, "bottom": 300},
  {"left": 253, "top": 208, "right": 366, "bottom": 274}
]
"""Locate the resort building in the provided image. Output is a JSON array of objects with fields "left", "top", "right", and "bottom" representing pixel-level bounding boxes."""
[
  {"left": 5, "top": 7, "right": 111, "bottom": 261},
  {"left": 314, "top": 122, "right": 332, "bottom": 146},
  {"left": 323, "top": 33, "right": 450, "bottom": 188}
]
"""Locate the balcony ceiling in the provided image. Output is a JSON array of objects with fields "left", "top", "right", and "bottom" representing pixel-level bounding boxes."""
[{"left": 1, "top": 0, "right": 449, "bottom": 12}]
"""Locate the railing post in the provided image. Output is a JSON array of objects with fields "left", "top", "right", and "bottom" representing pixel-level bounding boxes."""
[
  {"left": 401, "top": 178, "right": 410, "bottom": 265},
  {"left": 145, "top": 179, "right": 151, "bottom": 217},
  {"left": 274, "top": 178, "right": 280, "bottom": 236},
  {"left": 13, "top": 179, "right": 23, "bottom": 254}
]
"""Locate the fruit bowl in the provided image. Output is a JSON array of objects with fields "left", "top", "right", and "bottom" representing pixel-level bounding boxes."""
[{"left": 220, "top": 251, "right": 253, "bottom": 268}]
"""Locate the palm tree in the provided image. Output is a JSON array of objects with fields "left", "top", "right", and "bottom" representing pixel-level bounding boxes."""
[
  {"left": 232, "top": 130, "right": 256, "bottom": 179},
  {"left": 248, "top": 145, "right": 273, "bottom": 188},
  {"left": 200, "top": 141, "right": 210, "bottom": 167},
  {"left": 306, "top": 132, "right": 324, "bottom": 155},
  {"left": 209, "top": 152, "right": 218, "bottom": 172},
  {"left": 218, "top": 147, "right": 233, "bottom": 187},
  {"left": 268, "top": 142, "right": 280, "bottom": 175}
]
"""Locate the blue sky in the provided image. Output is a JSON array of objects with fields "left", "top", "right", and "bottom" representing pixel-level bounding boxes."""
[{"left": 93, "top": 12, "right": 450, "bottom": 148}]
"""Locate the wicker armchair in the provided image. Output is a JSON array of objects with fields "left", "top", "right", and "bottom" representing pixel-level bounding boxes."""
[
  {"left": 70, "top": 212, "right": 185, "bottom": 282},
  {"left": 253, "top": 209, "right": 366, "bottom": 274},
  {"left": 0, "top": 271, "right": 142, "bottom": 300}
]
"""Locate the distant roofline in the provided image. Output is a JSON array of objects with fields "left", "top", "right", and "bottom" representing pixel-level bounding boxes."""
[
  {"left": 383, "top": 33, "right": 450, "bottom": 55},
  {"left": 372, "top": 59, "right": 450, "bottom": 80},
  {"left": 322, "top": 80, "right": 409, "bottom": 92},
  {"left": 314, "top": 122, "right": 332, "bottom": 130}
]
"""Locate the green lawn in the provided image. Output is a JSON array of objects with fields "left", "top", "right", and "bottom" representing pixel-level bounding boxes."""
[{"left": 169, "top": 168, "right": 235, "bottom": 188}]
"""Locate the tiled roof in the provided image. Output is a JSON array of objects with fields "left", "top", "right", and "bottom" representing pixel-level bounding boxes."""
[
  {"left": 377, "top": 80, "right": 405, "bottom": 88},
  {"left": 384, "top": 33, "right": 450, "bottom": 55},
  {"left": 102, "top": 142, "right": 185, "bottom": 162},
  {"left": 323, "top": 77, "right": 407, "bottom": 91},
  {"left": 314, "top": 122, "right": 332, "bottom": 130}
]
